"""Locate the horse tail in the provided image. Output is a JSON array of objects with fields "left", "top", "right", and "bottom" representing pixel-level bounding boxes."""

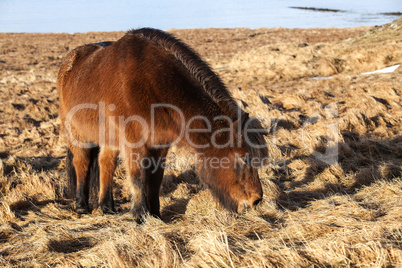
[
  {"left": 126, "top": 28, "right": 241, "bottom": 119},
  {"left": 65, "top": 147, "right": 100, "bottom": 209},
  {"left": 65, "top": 148, "right": 76, "bottom": 199}
]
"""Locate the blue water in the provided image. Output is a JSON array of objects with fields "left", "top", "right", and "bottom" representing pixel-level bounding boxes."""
[{"left": 0, "top": 0, "right": 400, "bottom": 33}]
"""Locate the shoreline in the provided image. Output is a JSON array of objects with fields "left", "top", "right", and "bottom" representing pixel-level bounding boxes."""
[{"left": 0, "top": 25, "right": 373, "bottom": 35}]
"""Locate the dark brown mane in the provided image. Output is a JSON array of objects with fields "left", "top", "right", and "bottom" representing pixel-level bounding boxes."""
[
  {"left": 126, "top": 28, "right": 268, "bottom": 160},
  {"left": 126, "top": 28, "right": 241, "bottom": 119}
]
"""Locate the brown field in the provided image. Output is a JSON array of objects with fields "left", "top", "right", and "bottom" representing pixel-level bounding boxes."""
[{"left": 0, "top": 18, "right": 401, "bottom": 267}]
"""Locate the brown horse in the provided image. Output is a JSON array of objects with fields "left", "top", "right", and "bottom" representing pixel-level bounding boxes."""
[{"left": 57, "top": 28, "right": 268, "bottom": 222}]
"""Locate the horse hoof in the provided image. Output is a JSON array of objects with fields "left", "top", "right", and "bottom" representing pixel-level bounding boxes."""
[
  {"left": 100, "top": 204, "right": 116, "bottom": 215},
  {"left": 131, "top": 208, "right": 148, "bottom": 224},
  {"left": 76, "top": 207, "right": 89, "bottom": 214},
  {"left": 135, "top": 215, "right": 146, "bottom": 224}
]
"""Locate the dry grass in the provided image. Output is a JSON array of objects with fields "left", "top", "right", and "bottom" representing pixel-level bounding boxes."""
[{"left": 0, "top": 19, "right": 401, "bottom": 267}]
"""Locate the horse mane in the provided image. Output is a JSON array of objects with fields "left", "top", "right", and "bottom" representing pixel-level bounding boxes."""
[
  {"left": 126, "top": 28, "right": 241, "bottom": 119},
  {"left": 126, "top": 28, "right": 268, "bottom": 161}
]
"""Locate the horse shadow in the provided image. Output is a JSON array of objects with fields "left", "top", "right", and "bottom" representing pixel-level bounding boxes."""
[
  {"left": 160, "top": 169, "right": 203, "bottom": 223},
  {"left": 0, "top": 154, "right": 63, "bottom": 177},
  {"left": 9, "top": 198, "right": 72, "bottom": 221},
  {"left": 272, "top": 131, "right": 402, "bottom": 211},
  {"left": 4, "top": 155, "right": 71, "bottom": 220},
  {"left": 17, "top": 156, "right": 63, "bottom": 172}
]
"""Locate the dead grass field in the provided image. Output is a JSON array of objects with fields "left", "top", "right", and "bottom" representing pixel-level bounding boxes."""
[{"left": 0, "top": 19, "right": 401, "bottom": 267}]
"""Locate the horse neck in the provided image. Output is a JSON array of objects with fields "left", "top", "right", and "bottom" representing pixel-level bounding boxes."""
[{"left": 180, "top": 103, "right": 239, "bottom": 154}]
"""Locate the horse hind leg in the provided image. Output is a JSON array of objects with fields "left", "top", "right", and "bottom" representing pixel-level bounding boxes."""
[
  {"left": 98, "top": 147, "right": 119, "bottom": 214},
  {"left": 67, "top": 145, "right": 100, "bottom": 214}
]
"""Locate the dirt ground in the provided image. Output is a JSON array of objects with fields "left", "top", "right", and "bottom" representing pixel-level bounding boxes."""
[{"left": 0, "top": 19, "right": 401, "bottom": 267}]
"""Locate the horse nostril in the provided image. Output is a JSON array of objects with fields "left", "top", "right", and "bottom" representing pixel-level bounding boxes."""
[{"left": 253, "top": 198, "right": 262, "bottom": 207}]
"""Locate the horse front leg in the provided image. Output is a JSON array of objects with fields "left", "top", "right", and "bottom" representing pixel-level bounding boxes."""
[
  {"left": 125, "top": 148, "right": 149, "bottom": 223},
  {"left": 145, "top": 148, "right": 169, "bottom": 219}
]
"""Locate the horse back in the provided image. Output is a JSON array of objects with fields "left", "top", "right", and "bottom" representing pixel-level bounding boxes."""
[
  {"left": 58, "top": 34, "right": 212, "bottom": 116},
  {"left": 57, "top": 32, "right": 222, "bottom": 147}
]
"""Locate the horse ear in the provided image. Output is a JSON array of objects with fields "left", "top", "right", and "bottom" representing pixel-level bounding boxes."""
[
  {"left": 234, "top": 112, "right": 268, "bottom": 139},
  {"left": 240, "top": 112, "right": 249, "bottom": 132},
  {"left": 234, "top": 112, "right": 249, "bottom": 139}
]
